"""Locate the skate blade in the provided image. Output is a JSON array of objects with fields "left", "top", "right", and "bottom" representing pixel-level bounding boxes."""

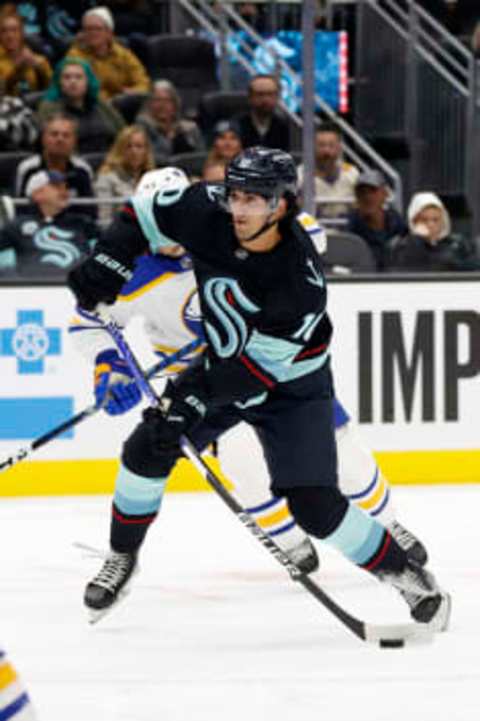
[{"left": 427, "top": 592, "right": 452, "bottom": 633}]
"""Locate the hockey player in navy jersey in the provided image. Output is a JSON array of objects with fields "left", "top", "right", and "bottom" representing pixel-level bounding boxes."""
[{"left": 68, "top": 148, "right": 450, "bottom": 630}]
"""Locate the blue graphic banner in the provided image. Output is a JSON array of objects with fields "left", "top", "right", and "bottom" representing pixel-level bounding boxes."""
[
  {"left": 0, "top": 397, "right": 74, "bottom": 439},
  {"left": 227, "top": 30, "right": 347, "bottom": 112}
]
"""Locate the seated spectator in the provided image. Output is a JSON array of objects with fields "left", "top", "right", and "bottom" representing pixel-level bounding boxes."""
[
  {"left": 0, "top": 94, "right": 38, "bottom": 150},
  {"left": 95, "top": 124, "right": 154, "bottom": 226},
  {"left": 297, "top": 123, "right": 359, "bottom": 219},
  {"left": 0, "top": 10, "right": 52, "bottom": 95},
  {"left": 15, "top": 114, "right": 95, "bottom": 216},
  {"left": 202, "top": 120, "right": 242, "bottom": 176},
  {"left": 67, "top": 6, "right": 150, "bottom": 101},
  {"left": 38, "top": 57, "right": 125, "bottom": 153},
  {"left": 202, "top": 160, "right": 227, "bottom": 182},
  {"left": 135, "top": 80, "right": 205, "bottom": 162},
  {"left": 0, "top": 169, "right": 96, "bottom": 279},
  {"left": 234, "top": 74, "right": 290, "bottom": 151},
  {"left": 347, "top": 170, "right": 407, "bottom": 271},
  {"left": 389, "top": 191, "right": 480, "bottom": 272}
]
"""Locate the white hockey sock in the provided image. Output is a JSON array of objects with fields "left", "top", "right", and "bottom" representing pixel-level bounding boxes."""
[
  {"left": 0, "top": 648, "right": 38, "bottom": 720},
  {"left": 336, "top": 422, "right": 396, "bottom": 525}
]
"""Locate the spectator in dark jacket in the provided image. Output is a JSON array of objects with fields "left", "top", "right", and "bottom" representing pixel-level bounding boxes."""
[
  {"left": 0, "top": 169, "right": 96, "bottom": 278},
  {"left": 38, "top": 57, "right": 125, "bottom": 153},
  {"left": 347, "top": 169, "right": 407, "bottom": 270},
  {"left": 388, "top": 191, "right": 480, "bottom": 272},
  {"left": 234, "top": 74, "right": 290, "bottom": 151},
  {"left": 14, "top": 113, "right": 96, "bottom": 217}
]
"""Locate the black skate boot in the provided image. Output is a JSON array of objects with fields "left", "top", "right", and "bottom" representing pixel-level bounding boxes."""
[
  {"left": 287, "top": 538, "right": 320, "bottom": 574},
  {"left": 387, "top": 521, "right": 428, "bottom": 566},
  {"left": 84, "top": 550, "right": 138, "bottom": 624},
  {"left": 377, "top": 558, "right": 451, "bottom": 631}
]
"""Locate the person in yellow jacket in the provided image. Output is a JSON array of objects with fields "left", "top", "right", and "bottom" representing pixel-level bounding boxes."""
[
  {"left": 0, "top": 11, "right": 52, "bottom": 96},
  {"left": 67, "top": 6, "right": 150, "bottom": 101}
]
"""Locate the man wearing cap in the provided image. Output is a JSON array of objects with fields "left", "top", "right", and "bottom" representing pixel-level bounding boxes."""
[
  {"left": 347, "top": 168, "right": 407, "bottom": 270},
  {"left": 0, "top": 169, "right": 97, "bottom": 279},
  {"left": 67, "top": 6, "right": 150, "bottom": 101}
]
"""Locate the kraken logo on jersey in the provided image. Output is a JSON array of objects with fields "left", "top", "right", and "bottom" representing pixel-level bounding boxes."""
[
  {"left": 203, "top": 278, "right": 259, "bottom": 358},
  {"left": 33, "top": 226, "right": 82, "bottom": 268}
]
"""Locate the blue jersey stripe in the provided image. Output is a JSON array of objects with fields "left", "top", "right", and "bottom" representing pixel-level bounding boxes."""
[{"left": 0, "top": 693, "right": 30, "bottom": 720}]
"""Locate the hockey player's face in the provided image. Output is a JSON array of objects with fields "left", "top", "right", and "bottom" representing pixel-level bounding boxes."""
[{"left": 229, "top": 189, "right": 274, "bottom": 242}]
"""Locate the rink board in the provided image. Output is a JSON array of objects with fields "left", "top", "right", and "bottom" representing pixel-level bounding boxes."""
[{"left": 0, "top": 277, "right": 478, "bottom": 495}]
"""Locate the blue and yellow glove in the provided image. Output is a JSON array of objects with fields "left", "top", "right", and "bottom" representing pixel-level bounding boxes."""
[{"left": 94, "top": 349, "right": 142, "bottom": 415}]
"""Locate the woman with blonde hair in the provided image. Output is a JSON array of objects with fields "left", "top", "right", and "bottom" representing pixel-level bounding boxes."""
[
  {"left": 94, "top": 125, "right": 155, "bottom": 226},
  {"left": 0, "top": 10, "right": 52, "bottom": 95}
]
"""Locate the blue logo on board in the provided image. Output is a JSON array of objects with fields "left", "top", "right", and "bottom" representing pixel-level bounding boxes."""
[{"left": 0, "top": 309, "right": 61, "bottom": 374}]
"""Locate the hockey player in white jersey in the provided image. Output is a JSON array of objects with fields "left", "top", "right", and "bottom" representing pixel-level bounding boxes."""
[
  {"left": 0, "top": 646, "right": 38, "bottom": 720},
  {"left": 69, "top": 167, "right": 429, "bottom": 622}
]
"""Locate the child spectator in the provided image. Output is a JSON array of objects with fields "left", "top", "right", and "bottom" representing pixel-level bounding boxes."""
[{"left": 389, "top": 191, "right": 480, "bottom": 272}]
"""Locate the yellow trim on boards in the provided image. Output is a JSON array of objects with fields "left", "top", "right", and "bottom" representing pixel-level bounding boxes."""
[
  {"left": 0, "top": 457, "right": 232, "bottom": 497},
  {"left": 0, "top": 450, "right": 479, "bottom": 497}
]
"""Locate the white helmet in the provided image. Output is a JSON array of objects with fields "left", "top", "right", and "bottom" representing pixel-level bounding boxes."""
[{"left": 135, "top": 167, "right": 190, "bottom": 205}]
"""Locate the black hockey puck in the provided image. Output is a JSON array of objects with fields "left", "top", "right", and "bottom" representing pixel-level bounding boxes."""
[{"left": 379, "top": 639, "right": 405, "bottom": 648}]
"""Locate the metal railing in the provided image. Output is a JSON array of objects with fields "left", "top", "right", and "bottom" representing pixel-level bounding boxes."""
[
  {"left": 176, "top": 0, "right": 404, "bottom": 211},
  {"left": 355, "top": 0, "right": 480, "bottom": 236}
]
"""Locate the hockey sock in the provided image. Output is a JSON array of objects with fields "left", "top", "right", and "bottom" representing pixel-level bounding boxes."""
[
  {"left": 245, "top": 496, "right": 307, "bottom": 551},
  {"left": 323, "top": 502, "right": 406, "bottom": 573},
  {"left": 336, "top": 423, "right": 396, "bottom": 525},
  {"left": 0, "top": 648, "right": 37, "bottom": 720},
  {"left": 110, "top": 463, "right": 167, "bottom": 553}
]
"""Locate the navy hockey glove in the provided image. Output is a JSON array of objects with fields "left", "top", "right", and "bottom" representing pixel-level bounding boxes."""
[
  {"left": 143, "top": 380, "right": 207, "bottom": 454},
  {"left": 68, "top": 249, "right": 134, "bottom": 311},
  {"left": 94, "top": 349, "right": 142, "bottom": 416}
]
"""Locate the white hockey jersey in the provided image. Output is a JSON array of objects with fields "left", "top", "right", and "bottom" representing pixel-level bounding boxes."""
[{"left": 69, "top": 252, "right": 204, "bottom": 373}]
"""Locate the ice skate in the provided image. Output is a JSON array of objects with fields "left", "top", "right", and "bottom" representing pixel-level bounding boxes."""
[
  {"left": 376, "top": 558, "right": 451, "bottom": 631},
  {"left": 84, "top": 550, "right": 138, "bottom": 624},
  {"left": 387, "top": 521, "right": 428, "bottom": 566},
  {"left": 286, "top": 538, "right": 320, "bottom": 574}
]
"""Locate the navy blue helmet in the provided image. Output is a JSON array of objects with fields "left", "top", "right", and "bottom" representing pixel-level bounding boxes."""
[{"left": 225, "top": 146, "right": 297, "bottom": 199}]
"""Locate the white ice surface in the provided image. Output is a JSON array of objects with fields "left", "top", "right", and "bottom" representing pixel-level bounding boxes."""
[{"left": 1, "top": 485, "right": 479, "bottom": 721}]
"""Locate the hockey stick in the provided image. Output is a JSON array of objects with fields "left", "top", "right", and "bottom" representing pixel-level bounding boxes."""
[
  {"left": 103, "top": 318, "right": 433, "bottom": 647},
  {"left": 0, "top": 338, "right": 202, "bottom": 474}
]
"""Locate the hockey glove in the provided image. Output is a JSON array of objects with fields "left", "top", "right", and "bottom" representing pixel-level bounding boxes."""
[
  {"left": 94, "top": 349, "right": 142, "bottom": 416},
  {"left": 68, "top": 249, "right": 135, "bottom": 312},
  {"left": 143, "top": 379, "right": 207, "bottom": 454}
]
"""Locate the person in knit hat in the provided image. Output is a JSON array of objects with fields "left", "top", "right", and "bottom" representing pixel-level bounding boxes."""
[
  {"left": 388, "top": 191, "right": 480, "bottom": 272},
  {"left": 67, "top": 6, "right": 150, "bottom": 101}
]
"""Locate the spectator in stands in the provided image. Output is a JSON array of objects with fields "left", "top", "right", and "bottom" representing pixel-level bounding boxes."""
[
  {"left": 203, "top": 119, "right": 242, "bottom": 176},
  {"left": 15, "top": 114, "right": 95, "bottom": 216},
  {"left": 202, "top": 161, "right": 227, "bottom": 182},
  {"left": 347, "top": 169, "right": 407, "bottom": 271},
  {"left": 135, "top": 80, "right": 205, "bottom": 162},
  {"left": 0, "top": 10, "right": 52, "bottom": 95},
  {"left": 67, "top": 6, "right": 150, "bottom": 101},
  {"left": 388, "top": 191, "right": 480, "bottom": 272},
  {"left": 95, "top": 124, "right": 154, "bottom": 227},
  {"left": 38, "top": 57, "right": 125, "bottom": 154},
  {"left": 297, "top": 123, "right": 359, "bottom": 219},
  {"left": 0, "top": 169, "right": 96, "bottom": 278},
  {"left": 0, "top": 94, "right": 38, "bottom": 150},
  {"left": 234, "top": 74, "right": 290, "bottom": 151}
]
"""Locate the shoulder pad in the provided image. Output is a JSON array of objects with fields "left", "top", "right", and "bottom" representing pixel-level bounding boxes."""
[{"left": 297, "top": 212, "right": 327, "bottom": 254}]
